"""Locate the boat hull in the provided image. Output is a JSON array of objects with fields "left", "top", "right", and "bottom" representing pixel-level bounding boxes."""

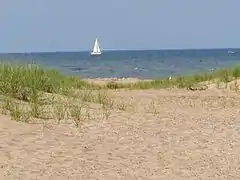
[{"left": 90, "top": 52, "right": 102, "bottom": 55}]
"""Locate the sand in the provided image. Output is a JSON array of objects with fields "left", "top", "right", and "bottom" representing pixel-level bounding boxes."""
[
  {"left": 84, "top": 77, "right": 153, "bottom": 86},
  {"left": 1, "top": 85, "right": 240, "bottom": 179}
]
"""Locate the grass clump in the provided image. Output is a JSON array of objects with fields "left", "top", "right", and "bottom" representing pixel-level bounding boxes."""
[
  {"left": 53, "top": 99, "right": 69, "bottom": 124},
  {"left": 0, "top": 97, "right": 30, "bottom": 122},
  {"left": 0, "top": 62, "right": 105, "bottom": 124},
  {"left": 106, "top": 81, "right": 124, "bottom": 89},
  {"left": 0, "top": 63, "right": 99, "bottom": 101},
  {"left": 0, "top": 62, "right": 119, "bottom": 126},
  {"left": 9, "top": 103, "right": 22, "bottom": 121},
  {"left": 70, "top": 102, "right": 90, "bottom": 128}
]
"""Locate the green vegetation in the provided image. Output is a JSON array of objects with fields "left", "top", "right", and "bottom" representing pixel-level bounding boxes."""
[
  {"left": 0, "top": 62, "right": 240, "bottom": 126},
  {"left": 106, "top": 65, "right": 240, "bottom": 89},
  {"left": 0, "top": 63, "right": 100, "bottom": 101},
  {"left": 0, "top": 63, "right": 112, "bottom": 126}
]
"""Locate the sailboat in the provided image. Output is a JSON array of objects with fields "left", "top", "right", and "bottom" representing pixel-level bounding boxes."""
[{"left": 90, "top": 37, "right": 102, "bottom": 55}]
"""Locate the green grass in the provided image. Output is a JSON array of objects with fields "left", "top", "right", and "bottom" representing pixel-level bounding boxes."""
[
  {"left": 0, "top": 62, "right": 240, "bottom": 126},
  {"left": 0, "top": 62, "right": 99, "bottom": 101},
  {"left": 1, "top": 62, "right": 239, "bottom": 94},
  {"left": 115, "top": 65, "right": 240, "bottom": 89},
  {"left": 0, "top": 62, "right": 114, "bottom": 126}
]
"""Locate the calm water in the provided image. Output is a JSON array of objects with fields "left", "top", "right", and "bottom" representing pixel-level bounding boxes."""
[{"left": 0, "top": 49, "right": 240, "bottom": 79}]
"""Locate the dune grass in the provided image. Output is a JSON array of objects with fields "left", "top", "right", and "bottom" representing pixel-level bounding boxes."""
[
  {"left": 106, "top": 65, "right": 240, "bottom": 89},
  {"left": 0, "top": 63, "right": 100, "bottom": 101},
  {"left": 2, "top": 62, "right": 238, "bottom": 93},
  {"left": 0, "top": 63, "right": 113, "bottom": 125},
  {"left": 1, "top": 62, "right": 240, "bottom": 125}
]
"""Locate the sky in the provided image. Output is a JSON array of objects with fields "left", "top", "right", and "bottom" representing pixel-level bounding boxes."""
[{"left": 0, "top": 0, "right": 239, "bottom": 53}]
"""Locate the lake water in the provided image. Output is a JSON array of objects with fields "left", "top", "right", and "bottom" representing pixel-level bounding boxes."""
[{"left": 0, "top": 49, "right": 239, "bottom": 79}]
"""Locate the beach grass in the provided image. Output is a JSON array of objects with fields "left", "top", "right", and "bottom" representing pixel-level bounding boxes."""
[
  {"left": 108, "top": 65, "right": 240, "bottom": 89},
  {"left": 0, "top": 63, "right": 100, "bottom": 101},
  {"left": 0, "top": 63, "right": 112, "bottom": 125},
  {"left": 1, "top": 62, "right": 240, "bottom": 125}
]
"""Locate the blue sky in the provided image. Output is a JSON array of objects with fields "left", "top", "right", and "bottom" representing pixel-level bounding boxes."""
[{"left": 0, "top": 0, "right": 239, "bottom": 52}]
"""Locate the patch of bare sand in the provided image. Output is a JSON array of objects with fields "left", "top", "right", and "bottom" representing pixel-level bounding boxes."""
[
  {"left": 85, "top": 77, "right": 152, "bottom": 86},
  {"left": 1, "top": 88, "right": 240, "bottom": 179}
]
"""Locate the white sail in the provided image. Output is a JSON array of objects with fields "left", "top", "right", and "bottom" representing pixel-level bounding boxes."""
[{"left": 91, "top": 37, "right": 102, "bottom": 55}]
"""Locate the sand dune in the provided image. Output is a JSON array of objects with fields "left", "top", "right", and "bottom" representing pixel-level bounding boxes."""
[{"left": 1, "top": 87, "right": 240, "bottom": 179}]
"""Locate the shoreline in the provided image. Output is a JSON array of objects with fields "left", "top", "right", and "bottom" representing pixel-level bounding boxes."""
[
  {"left": 1, "top": 62, "right": 240, "bottom": 89},
  {"left": 84, "top": 77, "right": 154, "bottom": 85}
]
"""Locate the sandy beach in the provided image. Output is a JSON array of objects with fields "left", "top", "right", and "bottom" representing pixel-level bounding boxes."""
[
  {"left": 84, "top": 77, "right": 153, "bottom": 86},
  {"left": 1, "top": 78, "right": 240, "bottom": 180},
  {"left": 1, "top": 0, "right": 240, "bottom": 179}
]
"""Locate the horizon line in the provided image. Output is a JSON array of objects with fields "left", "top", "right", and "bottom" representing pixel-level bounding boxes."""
[{"left": 0, "top": 47, "right": 239, "bottom": 54}]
